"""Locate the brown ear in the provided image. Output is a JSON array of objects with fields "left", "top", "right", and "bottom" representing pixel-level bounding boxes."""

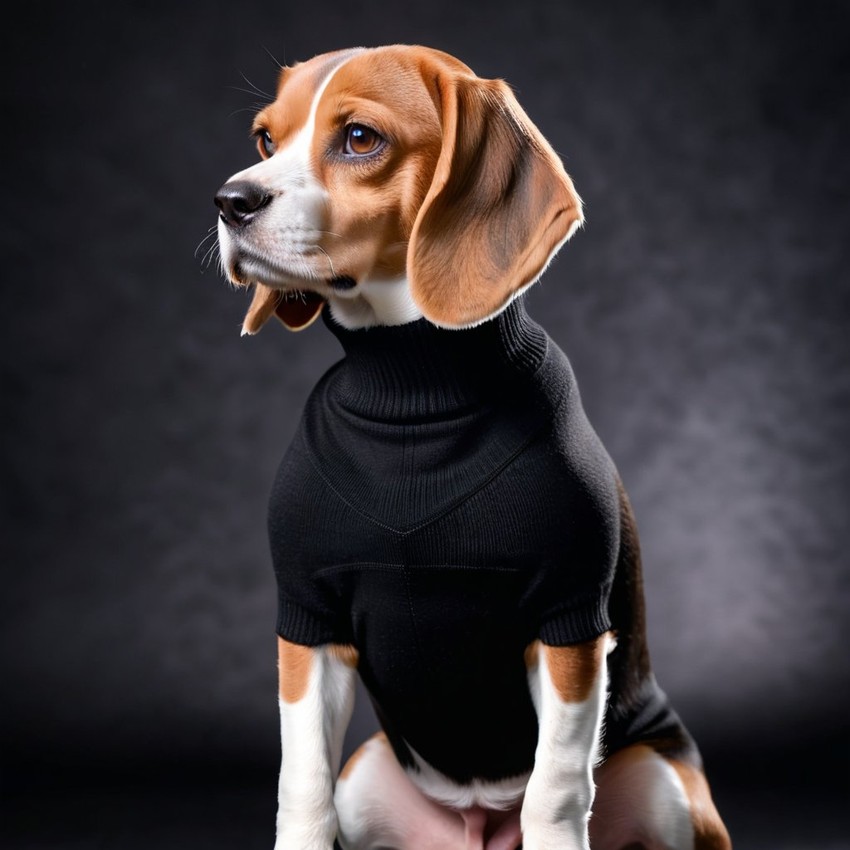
[
  {"left": 241, "top": 285, "right": 325, "bottom": 335},
  {"left": 408, "top": 75, "right": 583, "bottom": 328}
]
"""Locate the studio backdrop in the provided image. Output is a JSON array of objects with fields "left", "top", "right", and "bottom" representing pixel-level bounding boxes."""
[{"left": 1, "top": 1, "right": 848, "bottom": 847}]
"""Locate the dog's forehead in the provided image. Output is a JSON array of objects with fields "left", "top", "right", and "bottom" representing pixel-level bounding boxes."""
[
  {"left": 323, "top": 48, "right": 442, "bottom": 112},
  {"left": 327, "top": 46, "right": 478, "bottom": 106},
  {"left": 254, "top": 48, "right": 366, "bottom": 142},
  {"left": 255, "top": 46, "right": 477, "bottom": 141}
]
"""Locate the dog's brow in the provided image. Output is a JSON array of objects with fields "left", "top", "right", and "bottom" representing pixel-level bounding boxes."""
[{"left": 260, "top": 49, "right": 366, "bottom": 148}]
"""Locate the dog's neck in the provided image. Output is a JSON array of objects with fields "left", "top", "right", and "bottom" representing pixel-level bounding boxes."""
[
  {"left": 325, "top": 275, "right": 425, "bottom": 330},
  {"left": 321, "top": 297, "right": 549, "bottom": 421}
]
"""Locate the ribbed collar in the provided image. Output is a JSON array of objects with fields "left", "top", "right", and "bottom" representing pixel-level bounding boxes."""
[{"left": 322, "top": 297, "right": 549, "bottom": 421}]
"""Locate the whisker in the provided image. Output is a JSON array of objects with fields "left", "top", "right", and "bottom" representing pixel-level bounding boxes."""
[
  {"left": 316, "top": 246, "right": 337, "bottom": 277},
  {"left": 201, "top": 242, "right": 221, "bottom": 270},
  {"left": 228, "top": 86, "right": 273, "bottom": 105},
  {"left": 228, "top": 106, "right": 268, "bottom": 119},
  {"left": 238, "top": 70, "right": 274, "bottom": 101},
  {"left": 262, "top": 44, "right": 285, "bottom": 71},
  {"left": 194, "top": 227, "right": 219, "bottom": 259}
]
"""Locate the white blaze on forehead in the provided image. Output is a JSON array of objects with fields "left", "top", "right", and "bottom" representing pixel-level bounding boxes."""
[{"left": 228, "top": 50, "right": 364, "bottom": 189}]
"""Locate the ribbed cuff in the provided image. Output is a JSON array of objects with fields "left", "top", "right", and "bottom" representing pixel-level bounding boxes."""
[
  {"left": 538, "top": 596, "right": 611, "bottom": 645},
  {"left": 276, "top": 596, "right": 339, "bottom": 646}
]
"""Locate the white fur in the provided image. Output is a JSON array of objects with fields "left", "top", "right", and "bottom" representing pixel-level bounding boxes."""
[
  {"left": 274, "top": 648, "right": 357, "bottom": 850},
  {"left": 520, "top": 635, "right": 611, "bottom": 850},
  {"left": 327, "top": 274, "right": 424, "bottom": 329},
  {"left": 335, "top": 735, "right": 472, "bottom": 850},
  {"left": 403, "top": 742, "right": 529, "bottom": 810}
]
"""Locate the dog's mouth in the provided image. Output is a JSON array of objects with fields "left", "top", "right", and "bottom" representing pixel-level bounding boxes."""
[
  {"left": 241, "top": 283, "right": 327, "bottom": 334},
  {"left": 274, "top": 288, "right": 327, "bottom": 331},
  {"left": 232, "top": 258, "right": 357, "bottom": 290},
  {"left": 328, "top": 275, "right": 357, "bottom": 291},
  {"left": 227, "top": 249, "right": 361, "bottom": 333}
]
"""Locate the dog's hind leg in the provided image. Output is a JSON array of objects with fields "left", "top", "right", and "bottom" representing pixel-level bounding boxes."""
[{"left": 588, "top": 744, "right": 731, "bottom": 850}]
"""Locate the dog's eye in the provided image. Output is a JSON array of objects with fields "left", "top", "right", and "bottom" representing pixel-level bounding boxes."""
[
  {"left": 343, "top": 124, "right": 384, "bottom": 157},
  {"left": 256, "top": 130, "right": 276, "bottom": 158}
]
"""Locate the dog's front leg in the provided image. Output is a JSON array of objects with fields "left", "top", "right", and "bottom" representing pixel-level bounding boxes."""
[
  {"left": 521, "top": 633, "right": 611, "bottom": 850},
  {"left": 275, "top": 638, "right": 358, "bottom": 850}
]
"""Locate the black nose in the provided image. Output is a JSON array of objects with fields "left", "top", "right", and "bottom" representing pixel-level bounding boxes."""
[{"left": 214, "top": 180, "right": 271, "bottom": 227}]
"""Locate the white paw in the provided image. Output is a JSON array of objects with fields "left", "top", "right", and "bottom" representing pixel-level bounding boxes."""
[
  {"left": 520, "top": 818, "right": 590, "bottom": 850},
  {"left": 274, "top": 814, "right": 337, "bottom": 850},
  {"left": 273, "top": 837, "right": 335, "bottom": 850}
]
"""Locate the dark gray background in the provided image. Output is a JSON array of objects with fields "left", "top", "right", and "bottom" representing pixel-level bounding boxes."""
[{"left": 2, "top": 0, "right": 848, "bottom": 847}]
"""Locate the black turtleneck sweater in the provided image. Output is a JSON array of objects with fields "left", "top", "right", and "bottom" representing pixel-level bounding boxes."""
[{"left": 267, "top": 298, "right": 689, "bottom": 784}]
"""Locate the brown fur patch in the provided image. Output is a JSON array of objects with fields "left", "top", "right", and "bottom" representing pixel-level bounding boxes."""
[
  {"left": 669, "top": 759, "right": 733, "bottom": 850},
  {"left": 242, "top": 284, "right": 282, "bottom": 335},
  {"left": 542, "top": 636, "right": 607, "bottom": 703},
  {"left": 277, "top": 637, "right": 314, "bottom": 704},
  {"left": 407, "top": 67, "right": 584, "bottom": 327},
  {"left": 310, "top": 48, "right": 447, "bottom": 284},
  {"left": 339, "top": 731, "right": 388, "bottom": 781},
  {"left": 524, "top": 640, "right": 540, "bottom": 670},
  {"left": 328, "top": 644, "right": 359, "bottom": 668}
]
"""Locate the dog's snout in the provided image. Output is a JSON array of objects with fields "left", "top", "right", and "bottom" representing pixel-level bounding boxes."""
[{"left": 214, "top": 180, "right": 271, "bottom": 227}]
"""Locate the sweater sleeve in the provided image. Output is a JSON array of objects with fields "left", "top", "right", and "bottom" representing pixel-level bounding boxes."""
[
  {"left": 276, "top": 593, "right": 343, "bottom": 647},
  {"left": 537, "top": 590, "right": 613, "bottom": 646},
  {"left": 267, "top": 436, "right": 353, "bottom": 647},
  {"left": 515, "top": 403, "right": 621, "bottom": 647}
]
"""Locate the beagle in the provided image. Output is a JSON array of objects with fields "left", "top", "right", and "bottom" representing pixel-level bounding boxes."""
[{"left": 214, "top": 45, "right": 732, "bottom": 850}]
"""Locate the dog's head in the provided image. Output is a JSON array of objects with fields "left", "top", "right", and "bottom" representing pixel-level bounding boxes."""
[{"left": 215, "top": 45, "right": 583, "bottom": 334}]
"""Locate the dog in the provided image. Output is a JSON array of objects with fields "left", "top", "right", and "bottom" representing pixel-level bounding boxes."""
[{"left": 214, "top": 45, "right": 731, "bottom": 850}]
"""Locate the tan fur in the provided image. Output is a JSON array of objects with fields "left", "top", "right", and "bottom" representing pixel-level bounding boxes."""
[
  {"left": 243, "top": 284, "right": 282, "bottom": 335},
  {"left": 277, "top": 636, "right": 314, "bottom": 703},
  {"left": 542, "top": 637, "right": 607, "bottom": 703},
  {"left": 338, "top": 731, "right": 388, "bottom": 781},
  {"left": 328, "top": 644, "right": 360, "bottom": 668},
  {"left": 589, "top": 745, "right": 732, "bottom": 850},
  {"left": 408, "top": 69, "right": 584, "bottom": 327},
  {"left": 670, "top": 758, "right": 733, "bottom": 850},
  {"left": 524, "top": 640, "right": 540, "bottom": 670},
  {"left": 309, "top": 48, "right": 447, "bottom": 286}
]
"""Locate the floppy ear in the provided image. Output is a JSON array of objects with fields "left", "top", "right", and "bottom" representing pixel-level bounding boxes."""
[
  {"left": 241, "top": 284, "right": 325, "bottom": 335},
  {"left": 408, "top": 75, "right": 583, "bottom": 328}
]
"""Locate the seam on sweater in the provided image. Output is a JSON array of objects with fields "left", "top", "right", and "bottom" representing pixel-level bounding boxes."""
[
  {"left": 394, "top": 344, "right": 578, "bottom": 536},
  {"left": 314, "top": 561, "right": 522, "bottom": 576},
  {"left": 296, "top": 342, "right": 575, "bottom": 536},
  {"left": 298, "top": 429, "right": 403, "bottom": 533},
  {"left": 299, "top": 420, "right": 548, "bottom": 536},
  {"left": 315, "top": 561, "right": 405, "bottom": 576},
  {"left": 396, "top": 425, "right": 546, "bottom": 535},
  {"left": 401, "top": 544, "right": 430, "bottom": 680}
]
